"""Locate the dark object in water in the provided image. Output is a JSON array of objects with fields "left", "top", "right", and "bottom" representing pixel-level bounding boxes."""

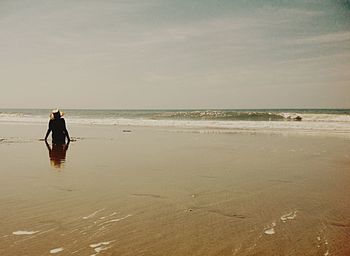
[
  {"left": 123, "top": 130, "right": 132, "bottom": 132},
  {"left": 293, "top": 116, "right": 302, "bottom": 121}
]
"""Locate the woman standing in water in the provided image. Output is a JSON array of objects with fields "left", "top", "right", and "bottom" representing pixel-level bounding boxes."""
[{"left": 44, "top": 109, "right": 70, "bottom": 144}]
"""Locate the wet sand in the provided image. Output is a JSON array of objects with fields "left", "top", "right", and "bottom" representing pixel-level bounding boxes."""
[{"left": 0, "top": 123, "right": 349, "bottom": 255}]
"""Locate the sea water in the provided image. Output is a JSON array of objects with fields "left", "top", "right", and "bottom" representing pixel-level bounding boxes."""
[{"left": 0, "top": 109, "right": 350, "bottom": 136}]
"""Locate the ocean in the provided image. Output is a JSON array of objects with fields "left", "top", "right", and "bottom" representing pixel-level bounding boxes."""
[{"left": 1, "top": 109, "right": 350, "bottom": 135}]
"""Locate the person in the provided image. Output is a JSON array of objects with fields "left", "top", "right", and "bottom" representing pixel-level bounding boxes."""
[{"left": 44, "top": 109, "right": 71, "bottom": 144}]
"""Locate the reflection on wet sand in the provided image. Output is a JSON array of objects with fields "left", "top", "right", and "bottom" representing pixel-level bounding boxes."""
[
  {"left": 45, "top": 141, "right": 69, "bottom": 168},
  {"left": 1, "top": 124, "right": 350, "bottom": 256}
]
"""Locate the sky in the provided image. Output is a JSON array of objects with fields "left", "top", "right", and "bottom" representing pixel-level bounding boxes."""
[{"left": 0, "top": 0, "right": 349, "bottom": 109}]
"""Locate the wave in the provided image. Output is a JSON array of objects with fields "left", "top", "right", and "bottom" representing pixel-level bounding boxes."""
[
  {"left": 150, "top": 111, "right": 289, "bottom": 121},
  {"left": 2, "top": 109, "right": 350, "bottom": 122},
  {"left": 294, "top": 113, "right": 350, "bottom": 122},
  {"left": 1, "top": 109, "right": 350, "bottom": 136},
  {"left": 0, "top": 112, "right": 48, "bottom": 124}
]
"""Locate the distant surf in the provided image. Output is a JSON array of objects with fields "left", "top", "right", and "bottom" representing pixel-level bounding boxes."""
[{"left": 1, "top": 109, "right": 350, "bottom": 136}]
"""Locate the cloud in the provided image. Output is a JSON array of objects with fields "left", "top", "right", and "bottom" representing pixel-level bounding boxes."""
[
  {"left": 0, "top": 0, "right": 349, "bottom": 108},
  {"left": 278, "top": 52, "right": 350, "bottom": 64},
  {"left": 292, "top": 31, "right": 350, "bottom": 45}
]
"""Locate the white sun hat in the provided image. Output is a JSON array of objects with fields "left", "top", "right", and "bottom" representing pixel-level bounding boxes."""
[{"left": 50, "top": 109, "right": 64, "bottom": 119}]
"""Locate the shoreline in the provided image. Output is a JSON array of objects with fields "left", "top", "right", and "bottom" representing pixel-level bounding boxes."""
[
  {"left": 1, "top": 121, "right": 350, "bottom": 140},
  {"left": 1, "top": 109, "right": 350, "bottom": 139}
]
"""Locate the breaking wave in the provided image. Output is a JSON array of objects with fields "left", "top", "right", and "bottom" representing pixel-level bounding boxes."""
[{"left": 1, "top": 109, "right": 350, "bottom": 136}]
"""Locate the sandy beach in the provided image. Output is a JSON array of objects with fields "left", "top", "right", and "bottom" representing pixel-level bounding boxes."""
[
  {"left": 2, "top": 0, "right": 350, "bottom": 254},
  {"left": 0, "top": 123, "right": 349, "bottom": 255}
]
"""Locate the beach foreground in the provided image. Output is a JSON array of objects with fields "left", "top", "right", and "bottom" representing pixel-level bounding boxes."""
[{"left": 0, "top": 124, "right": 349, "bottom": 255}]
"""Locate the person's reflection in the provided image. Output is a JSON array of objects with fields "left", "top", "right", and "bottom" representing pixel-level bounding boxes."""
[{"left": 45, "top": 141, "right": 69, "bottom": 168}]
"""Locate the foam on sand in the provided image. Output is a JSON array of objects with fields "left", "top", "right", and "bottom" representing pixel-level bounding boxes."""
[
  {"left": 98, "top": 214, "right": 132, "bottom": 226},
  {"left": 90, "top": 241, "right": 115, "bottom": 256},
  {"left": 82, "top": 209, "right": 105, "bottom": 219},
  {"left": 50, "top": 248, "right": 64, "bottom": 254},
  {"left": 264, "top": 222, "right": 276, "bottom": 235},
  {"left": 264, "top": 228, "right": 275, "bottom": 235},
  {"left": 12, "top": 230, "right": 39, "bottom": 235},
  {"left": 280, "top": 211, "right": 297, "bottom": 222},
  {"left": 90, "top": 241, "right": 114, "bottom": 248},
  {"left": 99, "top": 211, "right": 118, "bottom": 220}
]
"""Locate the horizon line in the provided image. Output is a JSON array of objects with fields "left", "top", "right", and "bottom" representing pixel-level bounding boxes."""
[{"left": 1, "top": 107, "right": 350, "bottom": 111}]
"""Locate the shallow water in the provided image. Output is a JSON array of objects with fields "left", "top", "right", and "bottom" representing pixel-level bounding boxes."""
[{"left": 0, "top": 124, "right": 349, "bottom": 255}]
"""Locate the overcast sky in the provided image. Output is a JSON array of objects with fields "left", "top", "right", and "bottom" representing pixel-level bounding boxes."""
[{"left": 0, "top": 0, "right": 349, "bottom": 109}]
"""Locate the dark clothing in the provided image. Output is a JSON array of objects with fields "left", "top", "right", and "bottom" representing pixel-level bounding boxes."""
[{"left": 48, "top": 118, "right": 69, "bottom": 144}]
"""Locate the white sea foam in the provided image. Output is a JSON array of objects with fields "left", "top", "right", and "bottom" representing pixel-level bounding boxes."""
[
  {"left": 300, "top": 113, "right": 350, "bottom": 122},
  {"left": 50, "top": 248, "right": 64, "bottom": 254},
  {"left": 99, "top": 212, "right": 118, "bottom": 220},
  {"left": 264, "top": 228, "right": 275, "bottom": 235},
  {"left": 94, "top": 246, "right": 111, "bottom": 252},
  {"left": 82, "top": 209, "right": 105, "bottom": 219},
  {"left": 90, "top": 241, "right": 114, "bottom": 256},
  {"left": 1, "top": 110, "right": 350, "bottom": 137},
  {"left": 90, "top": 241, "right": 114, "bottom": 248},
  {"left": 0, "top": 113, "right": 47, "bottom": 124},
  {"left": 90, "top": 246, "right": 111, "bottom": 256},
  {"left": 264, "top": 222, "right": 276, "bottom": 235},
  {"left": 98, "top": 214, "right": 132, "bottom": 226},
  {"left": 280, "top": 211, "right": 297, "bottom": 222},
  {"left": 12, "top": 230, "right": 39, "bottom": 235}
]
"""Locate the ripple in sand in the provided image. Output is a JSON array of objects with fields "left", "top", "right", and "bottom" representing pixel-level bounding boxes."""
[
  {"left": 50, "top": 248, "right": 64, "bottom": 254},
  {"left": 12, "top": 230, "right": 39, "bottom": 235},
  {"left": 132, "top": 193, "right": 162, "bottom": 199}
]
